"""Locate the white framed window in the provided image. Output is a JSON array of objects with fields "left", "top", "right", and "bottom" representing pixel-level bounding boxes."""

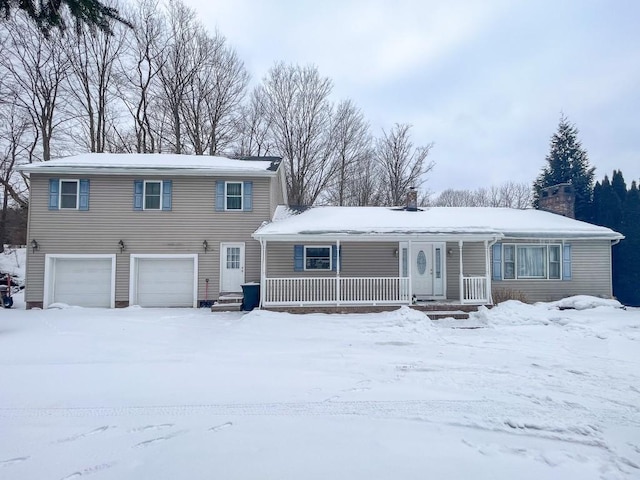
[
  {"left": 59, "top": 179, "right": 79, "bottom": 209},
  {"left": 144, "top": 180, "right": 162, "bottom": 210},
  {"left": 502, "top": 244, "right": 562, "bottom": 280},
  {"left": 225, "top": 182, "right": 243, "bottom": 210},
  {"left": 304, "top": 246, "right": 331, "bottom": 271}
]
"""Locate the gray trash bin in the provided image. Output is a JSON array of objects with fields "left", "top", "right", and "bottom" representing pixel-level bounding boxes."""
[{"left": 240, "top": 282, "right": 260, "bottom": 311}]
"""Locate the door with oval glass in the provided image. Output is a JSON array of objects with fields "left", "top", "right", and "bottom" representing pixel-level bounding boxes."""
[{"left": 410, "top": 242, "right": 445, "bottom": 299}]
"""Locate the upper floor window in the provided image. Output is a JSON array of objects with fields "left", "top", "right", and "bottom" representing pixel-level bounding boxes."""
[
  {"left": 144, "top": 181, "right": 162, "bottom": 210},
  {"left": 48, "top": 178, "right": 89, "bottom": 211},
  {"left": 133, "top": 179, "right": 172, "bottom": 211},
  {"left": 60, "top": 180, "right": 79, "bottom": 209},
  {"left": 225, "top": 182, "right": 243, "bottom": 210},
  {"left": 215, "top": 180, "right": 253, "bottom": 212}
]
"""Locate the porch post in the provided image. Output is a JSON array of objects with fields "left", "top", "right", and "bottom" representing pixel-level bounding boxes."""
[
  {"left": 458, "top": 240, "right": 464, "bottom": 303},
  {"left": 408, "top": 240, "right": 412, "bottom": 303},
  {"left": 336, "top": 240, "right": 341, "bottom": 305},
  {"left": 484, "top": 240, "right": 491, "bottom": 304},
  {"left": 260, "top": 239, "right": 267, "bottom": 307}
]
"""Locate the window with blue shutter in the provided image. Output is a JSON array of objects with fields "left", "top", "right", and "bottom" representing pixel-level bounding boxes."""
[
  {"left": 215, "top": 181, "right": 224, "bottom": 211},
  {"left": 562, "top": 243, "right": 572, "bottom": 280},
  {"left": 162, "top": 180, "right": 172, "bottom": 211},
  {"left": 294, "top": 245, "right": 304, "bottom": 272},
  {"left": 492, "top": 243, "right": 502, "bottom": 280},
  {"left": 133, "top": 180, "right": 143, "bottom": 210},
  {"left": 78, "top": 179, "right": 90, "bottom": 211},
  {"left": 243, "top": 181, "right": 253, "bottom": 211},
  {"left": 48, "top": 178, "right": 60, "bottom": 210}
]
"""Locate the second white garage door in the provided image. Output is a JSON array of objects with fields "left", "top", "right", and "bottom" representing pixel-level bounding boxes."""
[{"left": 131, "top": 256, "right": 197, "bottom": 307}]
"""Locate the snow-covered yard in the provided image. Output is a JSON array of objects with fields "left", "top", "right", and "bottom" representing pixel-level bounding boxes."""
[{"left": 0, "top": 294, "right": 639, "bottom": 479}]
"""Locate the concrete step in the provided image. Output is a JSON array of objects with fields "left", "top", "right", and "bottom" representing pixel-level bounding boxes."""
[
  {"left": 211, "top": 302, "right": 242, "bottom": 312},
  {"left": 217, "top": 294, "right": 243, "bottom": 304},
  {"left": 423, "top": 310, "right": 469, "bottom": 320}
]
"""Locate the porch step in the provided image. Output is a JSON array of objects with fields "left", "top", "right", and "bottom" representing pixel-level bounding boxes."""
[{"left": 211, "top": 302, "right": 242, "bottom": 312}]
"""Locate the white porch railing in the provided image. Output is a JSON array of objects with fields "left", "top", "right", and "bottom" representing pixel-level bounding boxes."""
[
  {"left": 462, "top": 276, "right": 488, "bottom": 303},
  {"left": 263, "top": 277, "right": 411, "bottom": 306}
]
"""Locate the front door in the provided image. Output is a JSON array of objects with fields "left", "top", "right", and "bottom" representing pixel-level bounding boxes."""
[
  {"left": 220, "top": 243, "right": 245, "bottom": 292},
  {"left": 409, "top": 242, "right": 445, "bottom": 299}
]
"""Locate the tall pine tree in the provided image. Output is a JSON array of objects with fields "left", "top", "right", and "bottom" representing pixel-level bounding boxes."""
[
  {"left": 617, "top": 181, "right": 640, "bottom": 306},
  {"left": 533, "top": 114, "right": 595, "bottom": 222}
]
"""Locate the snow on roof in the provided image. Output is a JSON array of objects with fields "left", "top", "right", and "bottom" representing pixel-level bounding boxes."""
[
  {"left": 254, "top": 206, "right": 623, "bottom": 240},
  {"left": 19, "top": 153, "right": 281, "bottom": 175}
]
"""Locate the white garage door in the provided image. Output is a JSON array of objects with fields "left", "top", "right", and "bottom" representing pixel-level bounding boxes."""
[
  {"left": 134, "top": 257, "right": 196, "bottom": 307},
  {"left": 50, "top": 257, "right": 113, "bottom": 308}
]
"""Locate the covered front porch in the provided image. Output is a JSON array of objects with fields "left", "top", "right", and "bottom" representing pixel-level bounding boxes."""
[{"left": 257, "top": 237, "right": 498, "bottom": 308}]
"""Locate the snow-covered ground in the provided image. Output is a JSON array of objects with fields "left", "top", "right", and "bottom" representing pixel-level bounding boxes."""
[{"left": 1, "top": 295, "right": 639, "bottom": 479}]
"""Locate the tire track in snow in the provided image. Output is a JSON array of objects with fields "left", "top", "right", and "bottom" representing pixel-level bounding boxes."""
[{"left": 0, "top": 399, "right": 637, "bottom": 427}]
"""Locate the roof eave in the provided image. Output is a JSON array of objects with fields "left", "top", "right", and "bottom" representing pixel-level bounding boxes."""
[{"left": 19, "top": 166, "right": 278, "bottom": 177}]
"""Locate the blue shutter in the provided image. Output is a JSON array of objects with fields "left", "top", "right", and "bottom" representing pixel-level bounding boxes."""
[
  {"left": 78, "top": 179, "right": 90, "bottom": 210},
  {"left": 331, "top": 245, "right": 342, "bottom": 272},
  {"left": 162, "top": 180, "right": 172, "bottom": 211},
  {"left": 294, "top": 245, "right": 304, "bottom": 272},
  {"left": 215, "top": 181, "right": 224, "bottom": 211},
  {"left": 133, "top": 180, "right": 143, "bottom": 210},
  {"left": 562, "top": 243, "right": 572, "bottom": 280},
  {"left": 49, "top": 178, "right": 59, "bottom": 210},
  {"left": 492, "top": 243, "right": 502, "bottom": 280},
  {"left": 243, "top": 181, "right": 253, "bottom": 211}
]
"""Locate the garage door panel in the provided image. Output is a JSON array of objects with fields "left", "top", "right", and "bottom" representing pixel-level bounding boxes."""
[
  {"left": 50, "top": 258, "right": 113, "bottom": 308},
  {"left": 135, "top": 258, "right": 195, "bottom": 307}
]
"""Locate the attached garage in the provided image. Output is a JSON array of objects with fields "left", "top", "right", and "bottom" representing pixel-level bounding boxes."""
[
  {"left": 44, "top": 255, "right": 115, "bottom": 308},
  {"left": 130, "top": 255, "right": 198, "bottom": 307}
]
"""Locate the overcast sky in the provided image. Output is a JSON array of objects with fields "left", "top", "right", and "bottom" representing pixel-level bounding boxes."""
[{"left": 184, "top": 0, "right": 639, "bottom": 193}]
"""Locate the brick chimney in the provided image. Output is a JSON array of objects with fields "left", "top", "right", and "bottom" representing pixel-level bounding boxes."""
[
  {"left": 406, "top": 187, "right": 418, "bottom": 211},
  {"left": 538, "top": 183, "right": 575, "bottom": 218}
]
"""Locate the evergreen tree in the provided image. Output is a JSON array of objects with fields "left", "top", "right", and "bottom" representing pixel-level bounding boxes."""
[
  {"left": 611, "top": 169, "right": 627, "bottom": 204},
  {"left": 533, "top": 114, "right": 595, "bottom": 221},
  {"left": 592, "top": 175, "right": 623, "bottom": 232},
  {"left": 617, "top": 181, "right": 640, "bottom": 306},
  {"left": 0, "top": 0, "right": 130, "bottom": 35}
]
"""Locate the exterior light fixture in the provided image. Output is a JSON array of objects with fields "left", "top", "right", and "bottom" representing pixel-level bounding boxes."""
[
  {"left": 202, "top": 240, "right": 209, "bottom": 253},
  {"left": 30, "top": 239, "right": 39, "bottom": 253},
  {"left": 393, "top": 248, "right": 399, "bottom": 258},
  {"left": 118, "top": 240, "right": 125, "bottom": 253}
]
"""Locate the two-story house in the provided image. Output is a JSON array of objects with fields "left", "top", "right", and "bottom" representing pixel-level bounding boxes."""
[{"left": 20, "top": 153, "right": 287, "bottom": 309}]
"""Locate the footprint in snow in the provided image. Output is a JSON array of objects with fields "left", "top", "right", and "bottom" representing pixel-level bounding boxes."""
[
  {"left": 128, "top": 423, "right": 174, "bottom": 433},
  {"left": 59, "top": 462, "right": 116, "bottom": 479},
  {"left": 134, "top": 430, "right": 187, "bottom": 448},
  {"left": 209, "top": 422, "right": 233, "bottom": 432},
  {"left": 0, "top": 456, "right": 29, "bottom": 467},
  {"left": 55, "top": 426, "right": 111, "bottom": 444}
]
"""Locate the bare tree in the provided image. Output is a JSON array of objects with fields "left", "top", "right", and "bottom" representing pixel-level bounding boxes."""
[
  {"left": 323, "top": 99, "right": 372, "bottom": 206},
  {"left": 376, "top": 123, "right": 434, "bottom": 206},
  {"left": 65, "top": 3, "right": 127, "bottom": 153},
  {"left": 0, "top": 13, "right": 71, "bottom": 161},
  {"left": 234, "top": 86, "right": 274, "bottom": 157},
  {"left": 157, "top": 0, "right": 206, "bottom": 154},
  {"left": 262, "top": 63, "right": 335, "bottom": 205},
  {"left": 180, "top": 30, "right": 249, "bottom": 155},
  {"left": 432, "top": 182, "right": 533, "bottom": 208},
  {"left": 345, "top": 154, "right": 383, "bottom": 206},
  {"left": 117, "top": 0, "right": 166, "bottom": 153}
]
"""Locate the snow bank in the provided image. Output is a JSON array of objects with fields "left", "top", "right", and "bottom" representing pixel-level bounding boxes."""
[
  {"left": 0, "top": 246, "right": 26, "bottom": 284},
  {"left": 546, "top": 295, "right": 623, "bottom": 310}
]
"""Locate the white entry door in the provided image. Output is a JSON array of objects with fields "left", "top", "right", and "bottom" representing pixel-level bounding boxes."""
[
  {"left": 220, "top": 243, "right": 245, "bottom": 292},
  {"left": 410, "top": 242, "right": 445, "bottom": 299}
]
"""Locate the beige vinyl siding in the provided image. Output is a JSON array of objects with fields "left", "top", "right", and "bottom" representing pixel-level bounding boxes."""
[
  {"left": 266, "top": 242, "right": 399, "bottom": 277},
  {"left": 491, "top": 239, "right": 613, "bottom": 302},
  {"left": 446, "top": 241, "right": 487, "bottom": 300},
  {"left": 269, "top": 174, "right": 286, "bottom": 217},
  {"left": 26, "top": 174, "right": 273, "bottom": 304}
]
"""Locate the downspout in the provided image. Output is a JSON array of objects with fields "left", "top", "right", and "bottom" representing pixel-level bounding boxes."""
[
  {"left": 335, "top": 240, "right": 341, "bottom": 306},
  {"left": 259, "top": 238, "right": 266, "bottom": 308}
]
